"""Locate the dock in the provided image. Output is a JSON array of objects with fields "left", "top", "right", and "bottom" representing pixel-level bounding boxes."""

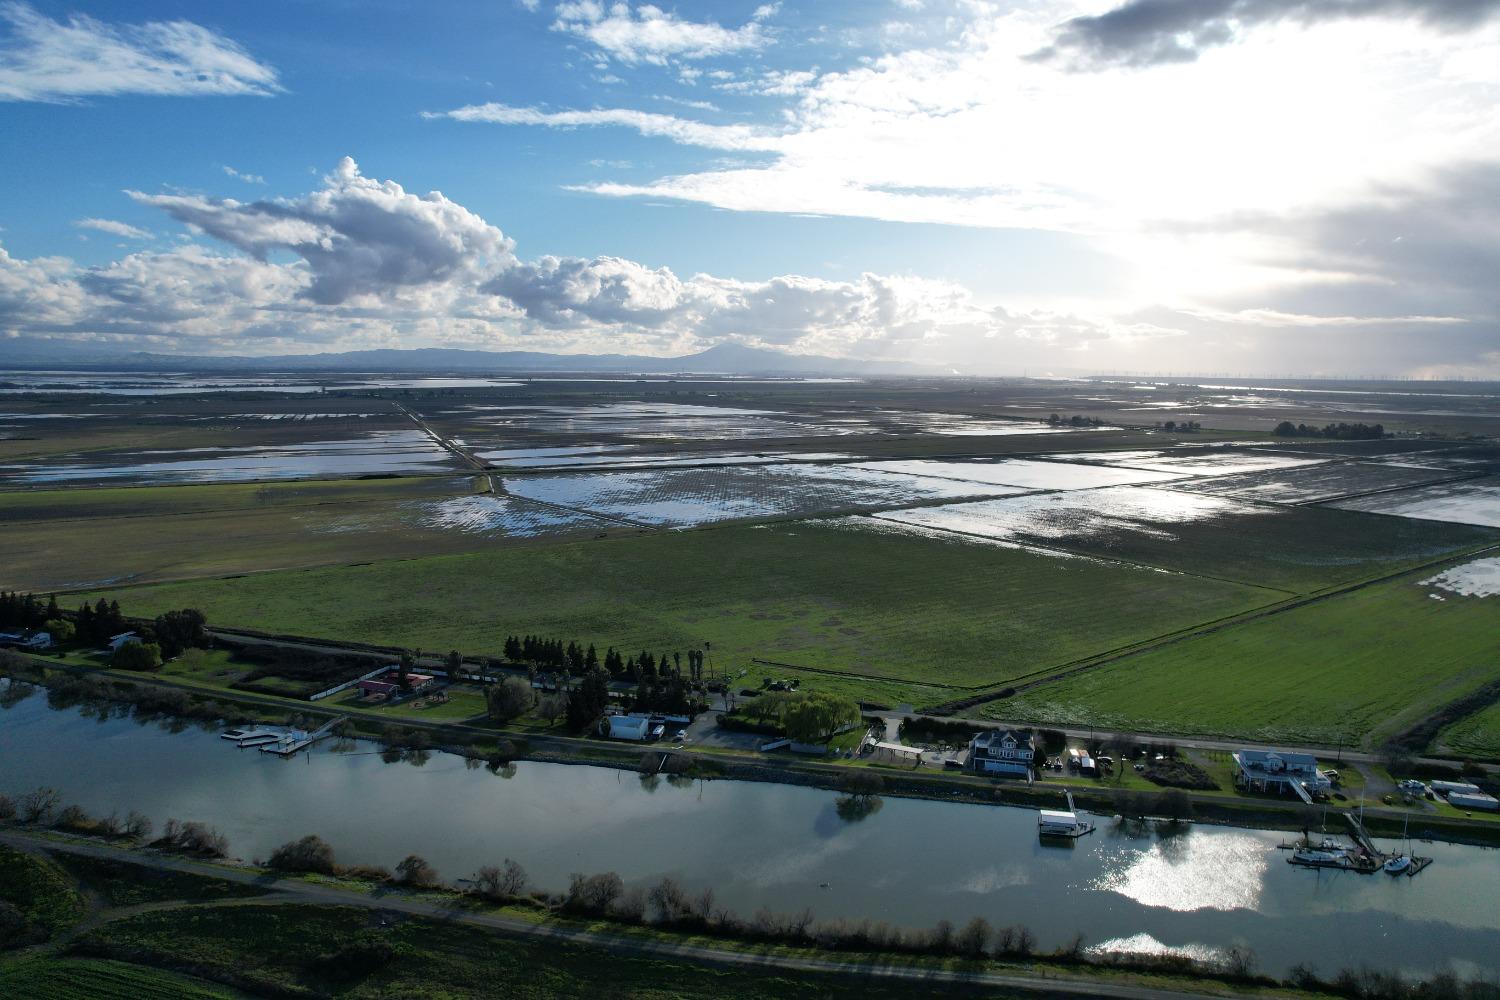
[{"left": 258, "top": 716, "right": 344, "bottom": 757}]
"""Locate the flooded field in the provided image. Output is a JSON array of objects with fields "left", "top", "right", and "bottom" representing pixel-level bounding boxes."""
[
  {"left": 475, "top": 444, "right": 851, "bottom": 469},
  {"left": 1048, "top": 448, "right": 1329, "bottom": 477},
  {"left": 1329, "top": 478, "right": 1500, "bottom": 528},
  {"left": 1173, "top": 460, "right": 1464, "bottom": 504},
  {"left": 850, "top": 458, "right": 1187, "bottom": 491},
  {"left": 0, "top": 428, "right": 463, "bottom": 486},
  {"left": 872, "top": 487, "right": 1264, "bottom": 546},
  {"left": 1421, "top": 556, "right": 1500, "bottom": 599},
  {"left": 501, "top": 463, "right": 1029, "bottom": 526}
]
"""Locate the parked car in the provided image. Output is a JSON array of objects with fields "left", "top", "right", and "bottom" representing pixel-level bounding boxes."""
[{"left": 674, "top": 728, "right": 688, "bottom": 742}]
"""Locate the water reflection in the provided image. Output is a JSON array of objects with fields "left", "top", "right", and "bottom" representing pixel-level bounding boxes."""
[{"left": 1093, "top": 827, "right": 1268, "bottom": 913}]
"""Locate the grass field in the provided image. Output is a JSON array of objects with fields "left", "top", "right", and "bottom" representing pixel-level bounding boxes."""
[
  {"left": 0, "top": 477, "right": 624, "bottom": 592},
  {"left": 46, "top": 852, "right": 270, "bottom": 908},
  {"left": 0, "top": 957, "right": 240, "bottom": 1000},
  {"left": 0, "top": 844, "right": 85, "bottom": 948},
  {"left": 74, "top": 520, "right": 1282, "bottom": 695},
  {"left": 989, "top": 571, "right": 1500, "bottom": 746},
  {"left": 1437, "top": 700, "right": 1500, "bottom": 758}
]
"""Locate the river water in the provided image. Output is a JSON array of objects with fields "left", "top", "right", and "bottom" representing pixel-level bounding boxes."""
[{"left": 2, "top": 686, "right": 1496, "bottom": 981}]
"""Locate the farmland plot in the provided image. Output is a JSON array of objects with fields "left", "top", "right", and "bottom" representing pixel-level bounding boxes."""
[
  {"left": 500, "top": 463, "right": 1032, "bottom": 526},
  {"left": 76, "top": 520, "right": 1280, "bottom": 691},
  {"left": 1045, "top": 448, "right": 1329, "bottom": 477},
  {"left": 1328, "top": 477, "right": 1500, "bottom": 528},
  {"left": 1171, "top": 460, "right": 1463, "bottom": 504},
  {"left": 991, "top": 571, "right": 1500, "bottom": 746},
  {"left": 849, "top": 458, "right": 1186, "bottom": 490}
]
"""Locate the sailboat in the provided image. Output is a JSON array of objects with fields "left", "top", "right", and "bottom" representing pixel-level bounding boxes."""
[{"left": 1384, "top": 813, "right": 1412, "bottom": 875}]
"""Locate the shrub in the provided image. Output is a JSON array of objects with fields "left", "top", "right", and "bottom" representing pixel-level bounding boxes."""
[
  {"left": 155, "top": 818, "right": 228, "bottom": 858},
  {"left": 565, "top": 871, "right": 624, "bottom": 915},
  {"left": 52, "top": 804, "right": 96, "bottom": 833},
  {"left": 393, "top": 854, "right": 439, "bottom": 888},
  {"left": 0, "top": 795, "right": 15, "bottom": 820},
  {"left": 17, "top": 787, "right": 59, "bottom": 824},
  {"left": 112, "top": 641, "right": 163, "bottom": 672},
  {"left": 268, "top": 835, "right": 338, "bottom": 875},
  {"left": 486, "top": 676, "right": 535, "bottom": 722},
  {"left": 954, "top": 916, "right": 992, "bottom": 957}
]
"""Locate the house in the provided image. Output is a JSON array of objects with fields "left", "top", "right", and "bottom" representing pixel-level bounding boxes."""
[
  {"left": 106, "top": 632, "right": 140, "bottom": 652},
  {"left": 20, "top": 631, "right": 52, "bottom": 650},
  {"left": 601, "top": 714, "right": 652, "bottom": 741},
  {"left": 1233, "top": 749, "right": 1332, "bottom": 795},
  {"left": 967, "top": 729, "right": 1035, "bottom": 778},
  {"left": 356, "top": 670, "right": 434, "bottom": 701}
]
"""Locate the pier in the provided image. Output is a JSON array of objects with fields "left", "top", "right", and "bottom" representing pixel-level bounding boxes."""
[{"left": 257, "top": 716, "right": 344, "bottom": 757}]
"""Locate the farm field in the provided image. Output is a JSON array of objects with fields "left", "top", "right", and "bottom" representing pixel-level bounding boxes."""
[
  {"left": 871, "top": 488, "right": 1499, "bottom": 593},
  {"left": 72, "top": 520, "right": 1283, "bottom": 695},
  {"left": 0, "top": 478, "right": 621, "bottom": 592},
  {"left": 988, "top": 568, "right": 1500, "bottom": 746},
  {"left": 500, "top": 463, "right": 1031, "bottom": 527},
  {"left": 1328, "top": 476, "right": 1500, "bottom": 528},
  {"left": 1172, "top": 460, "right": 1467, "bottom": 504},
  {"left": 0, "top": 957, "right": 240, "bottom": 1000},
  {"left": 1438, "top": 700, "right": 1500, "bottom": 760}
]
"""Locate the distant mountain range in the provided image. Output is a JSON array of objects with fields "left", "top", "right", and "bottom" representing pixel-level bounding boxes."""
[{"left": 0, "top": 340, "right": 936, "bottom": 376}]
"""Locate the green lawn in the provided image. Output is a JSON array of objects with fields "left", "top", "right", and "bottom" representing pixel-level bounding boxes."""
[
  {"left": 337, "top": 684, "right": 490, "bottom": 722},
  {"left": 75, "top": 521, "right": 1282, "bottom": 694},
  {"left": 990, "top": 572, "right": 1500, "bottom": 746}
]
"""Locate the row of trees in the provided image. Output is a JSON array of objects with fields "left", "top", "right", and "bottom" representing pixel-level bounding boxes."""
[
  {"left": 1273, "top": 420, "right": 1386, "bottom": 440},
  {"left": 1047, "top": 413, "right": 1106, "bottom": 427},
  {"left": 501, "top": 634, "right": 710, "bottom": 684},
  {"left": 0, "top": 591, "right": 61, "bottom": 630}
]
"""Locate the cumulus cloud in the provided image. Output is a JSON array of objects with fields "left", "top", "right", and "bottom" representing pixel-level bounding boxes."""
[
  {"left": 0, "top": 1, "right": 280, "bottom": 102},
  {"left": 129, "top": 157, "right": 515, "bottom": 305},
  {"left": 5, "top": 158, "right": 1497, "bottom": 375},
  {"left": 551, "top": 1, "right": 772, "bottom": 65},
  {"left": 1033, "top": 0, "right": 1500, "bottom": 70},
  {"left": 74, "top": 217, "right": 149, "bottom": 239}
]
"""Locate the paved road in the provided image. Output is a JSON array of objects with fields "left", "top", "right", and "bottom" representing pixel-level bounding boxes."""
[{"left": 0, "top": 830, "right": 1243, "bottom": 1000}]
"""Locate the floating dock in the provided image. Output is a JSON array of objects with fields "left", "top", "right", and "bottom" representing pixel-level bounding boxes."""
[{"left": 256, "top": 717, "right": 344, "bottom": 757}]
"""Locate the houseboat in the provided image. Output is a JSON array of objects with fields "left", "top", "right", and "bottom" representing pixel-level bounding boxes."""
[{"left": 1038, "top": 791, "right": 1094, "bottom": 839}]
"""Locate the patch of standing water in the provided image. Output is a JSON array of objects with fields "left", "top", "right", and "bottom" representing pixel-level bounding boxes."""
[
  {"left": 1329, "top": 480, "right": 1500, "bottom": 528},
  {"left": 1420, "top": 557, "right": 1500, "bottom": 598},
  {"left": 870, "top": 486, "right": 1265, "bottom": 544},
  {"left": 850, "top": 458, "right": 1186, "bottom": 490}
]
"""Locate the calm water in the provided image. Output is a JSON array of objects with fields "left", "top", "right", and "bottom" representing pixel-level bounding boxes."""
[{"left": 2, "top": 687, "right": 1497, "bottom": 980}]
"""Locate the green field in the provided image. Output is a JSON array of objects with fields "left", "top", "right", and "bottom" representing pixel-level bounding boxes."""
[
  {"left": 0, "top": 844, "right": 85, "bottom": 948},
  {"left": 0, "top": 957, "right": 239, "bottom": 1000},
  {"left": 1437, "top": 700, "right": 1500, "bottom": 759},
  {"left": 990, "top": 572, "right": 1500, "bottom": 746},
  {"left": 75, "top": 521, "right": 1282, "bottom": 695},
  {"left": 47, "top": 852, "right": 271, "bottom": 908},
  {"left": 0, "top": 476, "right": 627, "bottom": 593}
]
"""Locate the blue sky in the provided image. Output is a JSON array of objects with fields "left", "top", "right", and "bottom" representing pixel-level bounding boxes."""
[{"left": 2, "top": 1, "right": 1498, "bottom": 374}]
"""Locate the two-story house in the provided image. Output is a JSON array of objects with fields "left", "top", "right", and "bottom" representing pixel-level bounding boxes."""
[{"left": 966, "top": 729, "right": 1035, "bottom": 778}]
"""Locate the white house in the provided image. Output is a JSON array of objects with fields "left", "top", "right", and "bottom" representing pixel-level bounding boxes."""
[
  {"left": 601, "top": 715, "right": 651, "bottom": 742},
  {"left": 1233, "top": 749, "right": 1332, "bottom": 795},
  {"left": 967, "top": 730, "right": 1035, "bottom": 778}
]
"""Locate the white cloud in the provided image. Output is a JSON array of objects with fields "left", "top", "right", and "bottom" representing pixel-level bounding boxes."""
[
  {"left": 74, "top": 217, "right": 149, "bottom": 239},
  {"left": 222, "top": 165, "right": 266, "bottom": 185},
  {"left": 551, "top": 1, "right": 772, "bottom": 66},
  {"left": 128, "top": 157, "right": 515, "bottom": 305},
  {"left": 5, "top": 158, "right": 1497, "bottom": 375},
  {"left": 428, "top": 102, "right": 779, "bottom": 151},
  {"left": 0, "top": 1, "right": 280, "bottom": 102}
]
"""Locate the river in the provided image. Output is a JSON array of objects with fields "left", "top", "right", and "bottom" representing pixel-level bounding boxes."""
[{"left": 2, "top": 684, "right": 1496, "bottom": 981}]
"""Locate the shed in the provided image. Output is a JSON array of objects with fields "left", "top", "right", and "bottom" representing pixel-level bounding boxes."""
[
  {"left": 1447, "top": 792, "right": 1499, "bottom": 812},
  {"left": 604, "top": 715, "right": 651, "bottom": 741},
  {"left": 1432, "top": 780, "right": 1483, "bottom": 796}
]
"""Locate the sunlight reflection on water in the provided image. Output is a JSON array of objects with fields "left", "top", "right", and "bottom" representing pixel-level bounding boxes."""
[{"left": 1092, "top": 831, "right": 1268, "bottom": 913}]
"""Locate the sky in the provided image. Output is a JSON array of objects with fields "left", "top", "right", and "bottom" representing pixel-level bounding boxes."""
[{"left": 1, "top": 0, "right": 1498, "bottom": 376}]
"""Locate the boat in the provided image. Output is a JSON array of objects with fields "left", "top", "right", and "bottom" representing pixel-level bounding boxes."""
[
  {"left": 1383, "top": 854, "right": 1411, "bottom": 875},
  {"left": 1291, "top": 838, "right": 1351, "bottom": 865},
  {"left": 1038, "top": 791, "right": 1095, "bottom": 839}
]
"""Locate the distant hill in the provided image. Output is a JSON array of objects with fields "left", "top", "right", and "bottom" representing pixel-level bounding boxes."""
[{"left": 0, "top": 339, "right": 933, "bottom": 376}]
